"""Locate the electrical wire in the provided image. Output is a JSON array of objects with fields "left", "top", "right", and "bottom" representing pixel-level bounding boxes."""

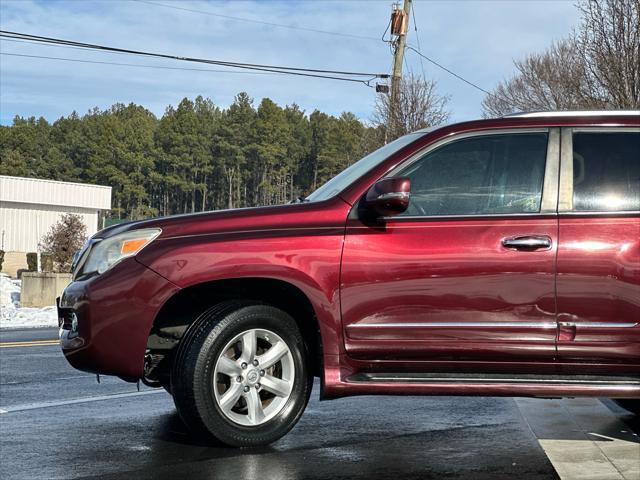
[
  {"left": 1, "top": 37, "right": 135, "bottom": 56},
  {"left": 133, "top": 0, "right": 380, "bottom": 41},
  {"left": 403, "top": 51, "right": 413, "bottom": 78},
  {"left": 1, "top": 51, "right": 377, "bottom": 85},
  {"left": 0, "top": 52, "right": 280, "bottom": 76},
  {"left": 381, "top": 17, "right": 392, "bottom": 43},
  {"left": 406, "top": 46, "right": 493, "bottom": 96},
  {"left": 410, "top": 4, "right": 427, "bottom": 79},
  {"left": 0, "top": 31, "right": 382, "bottom": 77},
  {"left": 0, "top": 37, "right": 375, "bottom": 85},
  {"left": 407, "top": 45, "right": 518, "bottom": 109},
  {"left": 0, "top": 30, "right": 388, "bottom": 85}
]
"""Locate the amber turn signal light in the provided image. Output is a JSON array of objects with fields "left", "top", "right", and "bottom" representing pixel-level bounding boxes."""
[{"left": 120, "top": 238, "right": 150, "bottom": 255}]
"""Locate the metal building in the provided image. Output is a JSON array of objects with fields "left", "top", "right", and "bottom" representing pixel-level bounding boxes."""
[{"left": 0, "top": 175, "right": 111, "bottom": 276}]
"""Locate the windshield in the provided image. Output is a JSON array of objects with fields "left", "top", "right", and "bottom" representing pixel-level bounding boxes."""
[{"left": 305, "top": 132, "right": 424, "bottom": 202}]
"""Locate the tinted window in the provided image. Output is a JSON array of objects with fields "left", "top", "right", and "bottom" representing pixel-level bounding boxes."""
[
  {"left": 395, "top": 133, "right": 548, "bottom": 216},
  {"left": 572, "top": 132, "right": 640, "bottom": 212}
]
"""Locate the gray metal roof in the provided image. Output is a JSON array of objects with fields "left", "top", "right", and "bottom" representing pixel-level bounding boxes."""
[{"left": 0, "top": 175, "right": 112, "bottom": 210}]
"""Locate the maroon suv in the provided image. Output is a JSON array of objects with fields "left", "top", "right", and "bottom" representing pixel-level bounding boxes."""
[{"left": 59, "top": 111, "right": 640, "bottom": 446}]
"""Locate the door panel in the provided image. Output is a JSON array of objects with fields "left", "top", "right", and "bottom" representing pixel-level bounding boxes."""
[
  {"left": 556, "top": 129, "right": 640, "bottom": 367},
  {"left": 556, "top": 216, "right": 640, "bottom": 364},
  {"left": 341, "top": 129, "right": 559, "bottom": 364},
  {"left": 342, "top": 217, "right": 558, "bottom": 361}
]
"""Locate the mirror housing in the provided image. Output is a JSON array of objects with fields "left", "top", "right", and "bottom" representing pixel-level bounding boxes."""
[{"left": 362, "top": 177, "right": 411, "bottom": 218}]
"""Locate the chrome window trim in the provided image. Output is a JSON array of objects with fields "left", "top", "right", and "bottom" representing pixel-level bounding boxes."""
[
  {"left": 557, "top": 210, "right": 640, "bottom": 216},
  {"left": 570, "top": 126, "right": 640, "bottom": 133},
  {"left": 559, "top": 127, "right": 640, "bottom": 213},
  {"left": 384, "top": 128, "right": 559, "bottom": 220},
  {"left": 350, "top": 321, "right": 638, "bottom": 329}
]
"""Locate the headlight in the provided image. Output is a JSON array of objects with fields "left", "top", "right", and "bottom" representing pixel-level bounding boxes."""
[{"left": 82, "top": 228, "right": 161, "bottom": 275}]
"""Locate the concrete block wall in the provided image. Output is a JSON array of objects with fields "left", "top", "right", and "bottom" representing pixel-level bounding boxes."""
[{"left": 21, "top": 272, "right": 72, "bottom": 308}]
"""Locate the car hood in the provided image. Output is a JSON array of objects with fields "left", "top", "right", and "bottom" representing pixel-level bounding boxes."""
[{"left": 95, "top": 197, "right": 351, "bottom": 241}]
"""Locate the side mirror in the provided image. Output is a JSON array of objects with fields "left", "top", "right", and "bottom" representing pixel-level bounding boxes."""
[{"left": 362, "top": 177, "right": 411, "bottom": 218}]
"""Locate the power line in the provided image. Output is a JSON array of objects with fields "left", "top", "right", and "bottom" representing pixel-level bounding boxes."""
[
  {"left": 0, "top": 30, "right": 380, "bottom": 76},
  {"left": 0, "top": 30, "right": 388, "bottom": 85},
  {"left": 410, "top": 3, "right": 426, "bottom": 79},
  {"left": 1, "top": 50, "right": 373, "bottom": 84},
  {"left": 406, "top": 45, "right": 518, "bottom": 109},
  {"left": 406, "top": 46, "right": 492, "bottom": 96},
  {"left": 133, "top": 0, "right": 380, "bottom": 41},
  {"left": 3, "top": 35, "right": 375, "bottom": 81},
  {"left": 1, "top": 36, "right": 374, "bottom": 85},
  {"left": 0, "top": 37, "right": 136, "bottom": 56},
  {"left": 0, "top": 52, "right": 281, "bottom": 76},
  {"left": 402, "top": 4, "right": 492, "bottom": 97}
]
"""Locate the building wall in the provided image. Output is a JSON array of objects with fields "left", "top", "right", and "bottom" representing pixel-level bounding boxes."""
[
  {"left": 1, "top": 202, "right": 99, "bottom": 276},
  {"left": 0, "top": 175, "right": 111, "bottom": 277}
]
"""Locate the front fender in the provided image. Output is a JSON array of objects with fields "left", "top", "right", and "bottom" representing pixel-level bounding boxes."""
[{"left": 136, "top": 227, "right": 346, "bottom": 355}]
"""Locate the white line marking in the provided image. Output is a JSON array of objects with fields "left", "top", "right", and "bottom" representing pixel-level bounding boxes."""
[{"left": 0, "top": 389, "right": 166, "bottom": 414}]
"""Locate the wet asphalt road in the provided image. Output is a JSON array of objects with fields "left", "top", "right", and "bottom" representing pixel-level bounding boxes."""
[{"left": 0, "top": 328, "right": 637, "bottom": 480}]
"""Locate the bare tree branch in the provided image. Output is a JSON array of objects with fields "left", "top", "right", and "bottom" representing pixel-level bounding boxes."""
[
  {"left": 483, "top": 0, "right": 639, "bottom": 117},
  {"left": 576, "top": 0, "right": 640, "bottom": 109},
  {"left": 372, "top": 74, "right": 450, "bottom": 141}
]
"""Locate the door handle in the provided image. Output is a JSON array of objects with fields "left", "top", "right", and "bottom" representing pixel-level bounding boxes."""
[{"left": 502, "top": 235, "right": 552, "bottom": 250}]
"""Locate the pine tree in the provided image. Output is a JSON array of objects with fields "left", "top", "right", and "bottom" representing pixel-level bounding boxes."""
[{"left": 0, "top": 93, "right": 386, "bottom": 219}]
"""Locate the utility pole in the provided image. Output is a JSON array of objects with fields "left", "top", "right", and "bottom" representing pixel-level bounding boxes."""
[{"left": 389, "top": 0, "right": 412, "bottom": 139}]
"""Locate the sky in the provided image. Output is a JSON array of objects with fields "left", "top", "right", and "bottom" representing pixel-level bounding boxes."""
[{"left": 0, "top": 0, "right": 580, "bottom": 126}]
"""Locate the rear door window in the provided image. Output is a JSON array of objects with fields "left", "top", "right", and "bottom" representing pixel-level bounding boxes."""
[{"left": 572, "top": 132, "right": 640, "bottom": 212}]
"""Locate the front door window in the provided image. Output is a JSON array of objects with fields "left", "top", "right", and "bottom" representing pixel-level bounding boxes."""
[{"left": 396, "top": 133, "right": 548, "bottom": 217}]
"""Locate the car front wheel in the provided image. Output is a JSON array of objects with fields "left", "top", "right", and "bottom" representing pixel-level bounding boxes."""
[{"left": 171, "top": 302, "right": 313, "bottom": 447}]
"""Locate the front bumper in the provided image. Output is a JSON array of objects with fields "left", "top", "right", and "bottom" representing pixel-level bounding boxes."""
[{"left": 58, "top": 259, "right": 180, "bottom": 378}]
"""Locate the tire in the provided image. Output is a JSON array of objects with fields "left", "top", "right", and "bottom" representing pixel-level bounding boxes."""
[
  {"left": 170, "top": 301, "right": 313, "bottom": 447},
  {"left": 613, "top": 399, "right": 640, "bottom": 415}
]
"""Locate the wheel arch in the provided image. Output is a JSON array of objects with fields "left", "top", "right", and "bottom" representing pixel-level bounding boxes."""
[{"left": 144, "top": 277, "right": 324, "bottom": 386}]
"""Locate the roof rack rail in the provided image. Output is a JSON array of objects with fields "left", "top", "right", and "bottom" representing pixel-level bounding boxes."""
[{"left": 503, "top": 110, "right": 640, "bottom": 118}]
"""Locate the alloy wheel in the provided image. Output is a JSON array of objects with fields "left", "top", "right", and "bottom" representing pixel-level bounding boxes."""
[{"left": 212, "top": 328, "right": 295, "bottom": 426}]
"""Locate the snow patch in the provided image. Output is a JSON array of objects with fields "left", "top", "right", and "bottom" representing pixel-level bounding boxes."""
[
  {"left": 0, "top": 273, "right": 59, "bottom": 329},
  {"left": 0, "top": 273, "right": 20, "bottom": 308}
]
